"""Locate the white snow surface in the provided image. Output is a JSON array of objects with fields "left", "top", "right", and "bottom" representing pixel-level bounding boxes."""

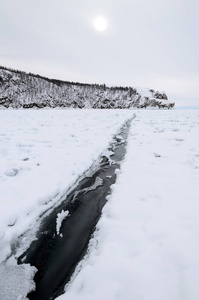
[
  {"left": 56, "top": 110, "right": 199, "bottom": 300},
  {"left": 0, "top": 109, "right": 133, "bottom": 265},
  {"left": 1, "top": 109, "right": 199, "bottom": 300},
  {"left": 0, "top": 258, "right": 36, "bottom": 300}
]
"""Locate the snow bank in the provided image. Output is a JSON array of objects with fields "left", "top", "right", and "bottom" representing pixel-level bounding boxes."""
[
  {"left": 57, "top": 110, "right": 199, "bottom": 300},
  {"left": 0, "top": 109, "right": 133, "bottom": 264}
]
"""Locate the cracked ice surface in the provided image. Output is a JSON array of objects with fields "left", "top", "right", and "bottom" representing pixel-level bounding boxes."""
[
  {"left": 0, "top": 109, "right": 133, "bottom": 265},
  {"left": 57, "top": 110, "right": 199, "bottom": 300}
]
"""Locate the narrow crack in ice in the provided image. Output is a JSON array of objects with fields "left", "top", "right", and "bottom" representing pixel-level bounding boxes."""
[{"left": 71, "top": 176, "right": 103, "bottom": 203}]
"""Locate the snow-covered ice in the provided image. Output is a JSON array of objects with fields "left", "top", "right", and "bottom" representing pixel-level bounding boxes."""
[
  {"left": 0, "top": 109, "right": 199, "bottom": 300},
  {"left": 0, "top": 258, "right": 36, "bottom": 300},
  {"left": 0, "top": 109, "right": 133, "bottom": 262},
  {"left": 56, "top": 109, "right": 199, "bottom": 300},
  {"left": 0, "top": 109, "right": 132, "bottom": 299}
]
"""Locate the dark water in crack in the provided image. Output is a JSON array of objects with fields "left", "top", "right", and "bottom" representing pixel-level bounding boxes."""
[{"left": 18, "top": 117, "right": 133, "bottom": 300}]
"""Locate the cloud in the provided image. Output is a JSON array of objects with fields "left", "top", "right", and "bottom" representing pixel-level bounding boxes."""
[{"left": 0, "top": 0, "right": 199, "bottom": 106}]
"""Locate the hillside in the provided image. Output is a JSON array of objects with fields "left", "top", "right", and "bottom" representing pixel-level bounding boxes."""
[{"left": 0, "top": 66, "right": 175, "bottom": 109}]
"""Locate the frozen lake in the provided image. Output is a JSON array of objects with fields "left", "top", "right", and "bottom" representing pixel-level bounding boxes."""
[{"left": 0, "top": 109, "right": 199, "bottom": 300}]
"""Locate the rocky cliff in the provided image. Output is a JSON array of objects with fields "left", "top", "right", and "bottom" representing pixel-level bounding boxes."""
[{"left": 0, "top": 66, "right": 175, "bottom": 109}]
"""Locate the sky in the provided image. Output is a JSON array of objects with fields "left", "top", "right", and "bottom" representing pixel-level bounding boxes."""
[{"left": 0, "top": 0, "right": 199, "bottom": 106}]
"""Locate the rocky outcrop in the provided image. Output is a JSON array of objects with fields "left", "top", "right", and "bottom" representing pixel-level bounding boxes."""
[{"left": 0, "top": 66, "right": 175, "bottom": 109}]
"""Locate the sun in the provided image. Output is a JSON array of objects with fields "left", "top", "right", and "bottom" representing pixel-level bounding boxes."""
[{"left": 93, "top": 16, "right": 108, "bottom": 32}]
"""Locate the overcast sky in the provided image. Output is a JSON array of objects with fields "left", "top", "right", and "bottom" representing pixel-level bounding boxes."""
[{"left": 0, "top": 0, "right": 199, "bottom": 106}]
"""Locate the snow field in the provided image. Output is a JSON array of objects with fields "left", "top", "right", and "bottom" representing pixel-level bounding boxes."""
[
  {"left": 57, "top": 110, "right": 199, "bottom": 300},
  {"left": 0, "top": 109, "right": 133, "bottom": 265}
]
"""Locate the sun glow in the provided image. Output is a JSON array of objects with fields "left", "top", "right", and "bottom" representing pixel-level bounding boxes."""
[{"left": 93, "top": 16, "right": 108, "bottom": 32}]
